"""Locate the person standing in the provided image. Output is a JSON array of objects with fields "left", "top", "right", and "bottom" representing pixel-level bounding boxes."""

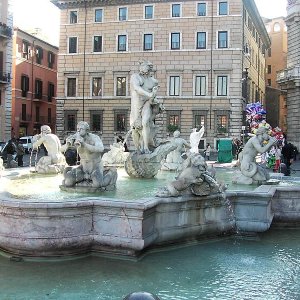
[
  {"left": 6, "top": 140, "right": 16, "bottom": 168},
  {"left": 282, "top": 142, "right": 294, "bottom": 176},
  {"left": 16, "top": 139, "right": 25, "bottom": 167},
  {"left": 205, "top": 143, "right": 211, "bottom": 160},
  {"left": 273, "top": 145, "right": 282, "bottom": 173}
]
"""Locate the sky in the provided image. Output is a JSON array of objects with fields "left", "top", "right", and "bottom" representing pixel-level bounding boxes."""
[{"left": 11, "top": 0, "right": 287, "bottom": 47}]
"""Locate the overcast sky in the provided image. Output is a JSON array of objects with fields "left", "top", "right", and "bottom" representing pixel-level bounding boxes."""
[{"left": 12, "top": 0, "right": 287, "bottom": 47}]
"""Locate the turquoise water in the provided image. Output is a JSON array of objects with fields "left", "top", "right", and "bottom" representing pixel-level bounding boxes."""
[{"left": 0, "top": 228, "right": 299, "bottom": 300}]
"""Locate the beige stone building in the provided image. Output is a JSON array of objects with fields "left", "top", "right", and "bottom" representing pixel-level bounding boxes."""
[
  {"left": 264, "top": 17, "right": 287, "bottom": 132},
  {"left": 0, "top": 0, "right": 13, "bottom": 142},
  {"left": 278, "top": 0, "right": 300, "bottom": 149},
  {"left": 52, "top": 0, "right": 269, "bottom": 150}
]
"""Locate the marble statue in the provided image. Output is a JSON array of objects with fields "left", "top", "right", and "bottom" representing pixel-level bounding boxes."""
[
  {"left": 130, "top": 60, "right": 163, "bottom": 154},
  {"left": 233, "top": 126, "right": 277, "bottom": 185},
  {"left": 102, "top": 140, "right": 129, "bottom": 166},
  {"left": 125, "top": 61, "right": 178, "bottom": 178},
  {"left": 156, "top": 153, "right": 223, "bottom": 197},
  {"left": 161, "top": 130, "right": 191, "bottom": 171},
  {"left": 32, "top": 125, "right": 66, "bottom": 174},
  {"left": 190, "top": 127, "right": 205, "bottom": 153},
  {"left": 60, "top": 121, "right": 117, "bottom": 192}
]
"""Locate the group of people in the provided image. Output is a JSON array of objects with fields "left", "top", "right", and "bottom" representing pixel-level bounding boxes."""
[{"left": 4, "top": 138, "right": 25, "bottom": 168}]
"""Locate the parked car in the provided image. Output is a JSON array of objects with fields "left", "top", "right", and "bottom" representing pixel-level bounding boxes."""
[{"left": 19, "top": 136, "right": 33, "bottom": 153}]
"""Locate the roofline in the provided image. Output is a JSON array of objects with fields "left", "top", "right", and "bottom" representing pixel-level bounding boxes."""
[{"left": 13, "top": 27, "right": 59, "bottom": 50}]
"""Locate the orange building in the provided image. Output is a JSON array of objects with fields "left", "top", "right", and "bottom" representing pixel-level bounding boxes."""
[
  {"left": 11, "top": 28, "right": 58, "bottom": 137},
  {"left": 264, "top": 17, "right": 287, "bottom": 132}
]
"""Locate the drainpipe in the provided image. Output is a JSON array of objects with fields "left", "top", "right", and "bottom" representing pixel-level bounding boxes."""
[
  {"left": 209, "top": 0, "right": 214, "bottom": 130},
  {"left": 82, "top": 0, "right": 87, "bottom": 120},
  {"left": 30, "top": 39, "right": 35, "bottom": 135}
]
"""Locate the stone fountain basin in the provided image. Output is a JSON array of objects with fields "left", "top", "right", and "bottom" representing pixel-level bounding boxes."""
[{"left": 0, "top": 168, "right": 299, "bottom": 259}]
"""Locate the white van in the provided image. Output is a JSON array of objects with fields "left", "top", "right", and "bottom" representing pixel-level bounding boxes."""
[{"left": 19, "top": 136, "right": 33, "bottom": 153}]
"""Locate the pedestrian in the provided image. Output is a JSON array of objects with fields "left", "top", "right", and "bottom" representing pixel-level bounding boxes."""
[
  {"left": 273, "top": 145, "right": 282, "bottom": 172},
  {"left": 205, "top": 143, "right": 211, "bottom": 160},
  {"left": 281, "top": 142, "right": 294, "bottom": 176},
  {"left": 6, "top": 139, "right": 16, "bottom": 168},
  {"left": 16, "top": 139, "right": 25, "bottom": 167}
]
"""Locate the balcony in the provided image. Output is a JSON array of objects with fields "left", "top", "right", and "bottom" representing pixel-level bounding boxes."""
[
  {"left": 277, "top": 65, "right": 300, "bottom": 88},
  {"left": 0, "top": 22, "right": 12, "bottom": 39},
  {"left": 0, "top": 72, "right": 10, "bottom": 84},
  {"left": 19, "top": 114, "right": 32, "bottom": 123}
]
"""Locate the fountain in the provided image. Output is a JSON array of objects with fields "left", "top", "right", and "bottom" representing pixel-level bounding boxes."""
[{"left": 0, "top": 62, "right": 300, "bottom": 299}]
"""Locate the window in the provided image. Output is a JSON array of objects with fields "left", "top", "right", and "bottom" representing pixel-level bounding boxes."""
[
  {"left": 68, "top": 37, "right": 77, "bottom": 54},
  {"left": 196, "top": 32, "right": 206, "bottom": 49},
  {"left": 90, "top": 111, "right": 103, "bottom": 131},
  {"left": 116, "top": 77, "right": 126, "bottom": 96},
  {"left": 35, "top": 79, "right": 43, "bottom": 99},
  {"left": 219, "top": 1, "right": 228, "bottom": 15},
  {"left": 193, "top": 111, "right": 206, "bottom": 128},
  {"left": 36, "top": 106, "right": 40, "bottom": 122},
  {"left": 218, "top": 31, "right": 228, "bottom": 48},
  {"left": 95, "top": 9, "right": 103, "bottom": 22},
  {"left": 144, "top": 34, "right": 153, "bottom": 51},
  {"left": 21, "top": 75, "right": 29, "bottom": 97},
  {"left": 268, "top": 48, "right": 271, "bottom": 57},
  {"left": 48, "top": 108, "right": 52, "bottom": 124},
  {"left": 92, "top": 77, "right": 102, "bottom": 96},
  {"left": 171, "top": 32, "right": 180, "bottom": 50},
  {"left": 48, "top": 51, "right": 55, "bottom": 68},
  {"left": 267, "top": 65, "right": 272, "bottom": 74},
  {"left": 274, "top": 22, "right": 281, "bottom": 32},
  {"left": 145, "top": 5, "right": 153, "bottom": 19},
  {"left": 217, "top": 75, "right": 228, "bottom": 96},
  {"left": 267, "top": 79, "right": 271, "bottom": 86},
  {"left": 48, "top": 82, "right": 55, "bottom": 101},
  {"left": 70, "top": 11, "right": 78, "bottom": 23},
  {"left": 35, "top": 46, "right": 43, "bottom": 64},
  {"left": 216, "top": 114, "right": 228, "bottom": 133},
  {"left": 21, "top": 104, "right": 26, "bottom": 121},
  {"left": 197, "top": 3, "right": 206, "bottom": 16},
  {"left": 172, "top": 4, "right": 181, "bottom": 17},
  {"left": 169, "top": 76, "right": 180, "bottom": 96},
  {"left": 119, "top": 7, "right": 127, "bottom": 21},
  {"left": 167, "top": 110, "right": 181, "bottom": 131},
  {"left": 22, "top": 40, "right": 30, "bottom": 59},
  {"left": 195, "top": 76, "right": 206, "bottom": 96},
  {"left": 67, "top": 78, "right": 77, "bottom": 97},
  {"left": 93, "top": 36, "right": 102, "bottom": 52},
  {"left": 65, "top": 111, "right": 77, "bottom": 131},
  {"left": 118, "top": 35, "right": 127, "bottom": 51},
  {"left": 114, "top": 110, "right": 127, "bottom": 132}
]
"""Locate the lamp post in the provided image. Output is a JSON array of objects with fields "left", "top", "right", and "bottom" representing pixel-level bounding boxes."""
[{"left": 242, "top": 67, "right": 249, "bottom": 145}]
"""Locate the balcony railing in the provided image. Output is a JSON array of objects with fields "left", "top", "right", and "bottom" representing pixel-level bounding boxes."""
[
  {"left": 0, "top": 22, "right": 12, "bottom": 39},
  {"left": 19, "top": 114, "right": 32, "bottom": 122},
  {"left": 277, "top": 65, "right": 300, "bottom": 83},
  {"left": 0, "top": 72, "right": 10, "bottom": 84}
]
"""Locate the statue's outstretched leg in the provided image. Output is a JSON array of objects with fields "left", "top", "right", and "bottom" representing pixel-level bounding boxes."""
[{"left": 64, "top": 165, "right": 84, "bottom": 187}]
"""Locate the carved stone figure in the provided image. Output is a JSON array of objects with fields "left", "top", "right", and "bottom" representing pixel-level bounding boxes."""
[
  {"left": 32, "top": 125, "right": 66, "bottom": 174},
  {"left": 60, "top": 121, "right": 117, "bottom": 192},
  {"left": 102, "top": 141, "right": 130, "bottom": 166},
  {"left": 130, "top": 60, "right": 163, "bottom": 154},
  {"left": 161, "top": 130, "right": 190, "bottom": 171},
  {"left": 156, "top": 153, "right": 223, "bottom": 197},
  {"left": 190, "top": 127, "right": 205, "bottom": 153},
  {"left": 233, "top": 126, "right": 277, "bottom": 184}
]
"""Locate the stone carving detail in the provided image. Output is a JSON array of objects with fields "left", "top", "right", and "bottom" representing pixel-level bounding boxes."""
[
  {"left": 102, "top": 141, "right": 129, "bottom": 166},
  {"left": 233, "top": 127, "right": 277, "bottom": 185},
  {"left": 60, "top": 121, "right": 117, "bottom": 192},
  {"left": 156, "top": 153, "right": 223, "bottom": 197},
  {"left": 32, "top": 125, "right": 66, "bottom": 174}
]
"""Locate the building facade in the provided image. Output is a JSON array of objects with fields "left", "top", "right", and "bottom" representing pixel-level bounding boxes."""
[
  {"left": 11, "top": 29, "right": 58, "bottom": 137},
  {"left": 52, "top": 0, "right": 269, "bottom": 149},
  {"left": 264, "top": 17, "right": 287, "bottom": 131},
  {"left": 277, "top": 0, "right": 300, "bottom": 148},
  {"left": 0, "top": 0, "right": 13, "bottom": 142}
]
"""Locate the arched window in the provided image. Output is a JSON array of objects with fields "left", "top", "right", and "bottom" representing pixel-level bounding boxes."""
[{"left": 274, "top": 23, "right": 281, "bottom": 32}]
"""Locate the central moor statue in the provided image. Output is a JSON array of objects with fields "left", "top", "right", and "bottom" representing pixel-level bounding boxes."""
[{"left": 130, "top": 60, "right": 161, "bottom": 154}]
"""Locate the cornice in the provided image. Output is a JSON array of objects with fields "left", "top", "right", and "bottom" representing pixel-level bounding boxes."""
[{"left": 51, "top": 0, "right": 172, "bottom": 9}]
